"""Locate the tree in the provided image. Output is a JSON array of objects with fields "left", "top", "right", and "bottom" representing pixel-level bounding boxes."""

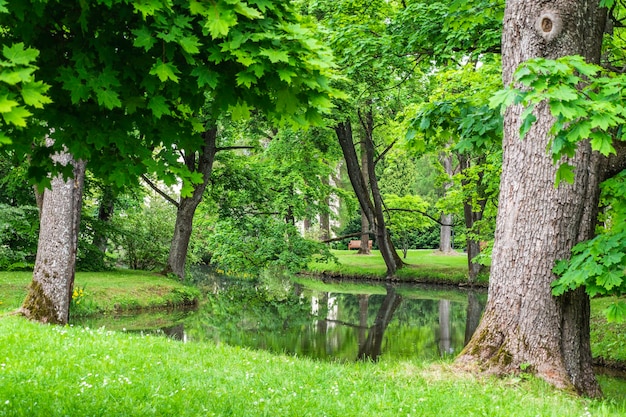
[
  {"left": 384, "top": 194, "right": 431, "bottom": 258},
  {"left": 5, "top": 0, "right": 339, "bottom": 323},
  {"left": 458, "top": 0, "right": 608, "bottom": 396},
  {"left": 21, "top": 143, "right": 86, "bottom": 324}
]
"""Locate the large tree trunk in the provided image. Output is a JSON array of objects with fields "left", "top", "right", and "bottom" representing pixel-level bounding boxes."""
[
  {"left": 22, "top": 145, "right": 86, "bottom": 325},
  {"left": 359, "top": 129, "right": 372, "bottom": 254},
  {"left": 165, "top": 127, "right": 217, "bottom": 280},
  {"left": 458, "top": 0, "right": 606, "bottom": 397}
]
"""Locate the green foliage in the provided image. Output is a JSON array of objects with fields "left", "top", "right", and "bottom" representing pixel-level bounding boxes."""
[
  {"left": 490, "top": 55, "right": 626, "bottom": 186},
  {"left": 111, "top": 198, "right": 176, "bottom": 271},
  {"left": 205, "top": 216, "right": 331, "bottom": 276},
  {"left": 384, "top": 194, "right": 431, "bottom": 256},
  {"left": 552, "top": 170, "right": 626, "bottom": 322},
  {"left": 0, "top": 203, "right": 39, "bottom": 270},
  {"left": 2, "top": 0, "right": 340, "bottom": 190},
  {"left": 0, "top": 41, "right": 50, "bottom": 144}
]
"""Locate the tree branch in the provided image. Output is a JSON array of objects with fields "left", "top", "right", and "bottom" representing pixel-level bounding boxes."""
[
  {"left": 320, "top": 231, "right": 370, "bottom": 243},
  {"left": 384, "top": 207, "right": 455, "bottom": 226},
  {"left": 141, "top": 175, "right": 179, "bottom": 208}
]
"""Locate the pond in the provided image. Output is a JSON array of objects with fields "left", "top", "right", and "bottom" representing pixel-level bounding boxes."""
[{"left": 73, "top": 272, "right": 487, "bottom": 363}]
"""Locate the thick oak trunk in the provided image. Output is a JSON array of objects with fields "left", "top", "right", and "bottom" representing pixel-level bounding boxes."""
[
  {"left": 458, "top": 0, "right": 606, "bottom": 397},
  {"left": 22, "top": 145, "right": 86, "bottom": 325},
  {"left": 165, "top": 127, "right": 217, "bottom": 280}
]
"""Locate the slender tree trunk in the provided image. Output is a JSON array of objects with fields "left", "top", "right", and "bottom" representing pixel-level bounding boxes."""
[
  {"left": 459, "top": 154, "right": 487, "bottom": 282},
  {"left": 335, "top": 119, "right": 403, "bottom": 276},
  {"left": 93, "top": 185, "right": 115, "bottom": 253},
  {"left": 439, "top": 213, "right": 454, "bottom": 253},
  {"left": 458, "top": 0, "right": 606, "bottom": 397},
  {"left": 359, "top": 130, "right": 372, "bottom": 254},
  {"left": 22, "top": 144, "right": 86, "bottom": 325},
  {"left": 165, "top": 127, "right": 217, "bottom": 280},
  {"left": 438, "top": 153, "right": 454, "bottom": 253},
  {"left": 320, "top": 175, "right": 331, "bottom": 241}
]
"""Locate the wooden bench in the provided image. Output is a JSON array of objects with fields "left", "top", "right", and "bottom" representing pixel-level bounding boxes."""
[{"left": 348, "top": 240, "right": 373, "bottom": 250}]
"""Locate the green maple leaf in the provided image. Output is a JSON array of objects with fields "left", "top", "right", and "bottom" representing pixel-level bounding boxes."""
[
  {"left": 148, "top": 95, "right": 170, "bottom": 118},
  {"left": 236, "top": 71, "right": 257, "bottom": 88},
  {"left": 179, "top": 35, "right": 201, "bottom": 54},
  {"left": 132, "top": 27, "right": 156, "bottom": 50},
  {"left": 0, "top": 132, "right": 10, "bottom": 144},
  {"left": 259, "top": 48, "right": 290, "bottom": 64},
  {"left": 0, "top": 94, "right": 18, "bottom": 113},
  {"left": 20, "top": 81, "right": 51, "bottom": 108},
  {"left": 234, "top": 3, "right": 263, "bottom": 19},
  {"left": 95, "top": 88, "right": 122, "bottom": 110},
  {"left": 2, "top": 43, "right": 39, "bottom": 66},
  {"left": 554, "top": 163, "right": 575, "bottom": 186},
  {"left": 149, "top": 61, "right": 180, "bottom": 82},
  {"left": 2, "top": 105, "right": 31, "bottom": 127},
  {"left": 191, "top": 67, "right": 219, "bottom": 88},
  {"left": 605, "top": 301, "right": 626, "bottom": 323},
  {"left": 590, "top": 131, "right": 616, "bottom": 156},
  {"left": 229, "top": 101, "right": 250, "bottom": 120}
]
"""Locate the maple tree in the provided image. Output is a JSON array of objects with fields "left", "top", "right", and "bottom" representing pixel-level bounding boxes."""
[{"left": 1, "top": 0, "right": 340, "bottom": 322}]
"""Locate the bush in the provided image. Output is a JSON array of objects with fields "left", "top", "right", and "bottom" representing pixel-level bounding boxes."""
[{"left": 0, "top": 204, "right": 39, "bottom": 270}]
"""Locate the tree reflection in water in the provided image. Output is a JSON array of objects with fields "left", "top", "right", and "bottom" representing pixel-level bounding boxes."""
[{"left": 72, "top": 275, "right": 486, "bottom": 362}]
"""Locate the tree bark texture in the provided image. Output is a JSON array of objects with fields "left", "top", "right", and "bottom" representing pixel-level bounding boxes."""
[
  {"left": 458, "top": 0, "right": 606, "bottom": 397},
  {"left": 22, "top": 145, "right": 86, "bottom": 325},
  {"left": 165, "top": 127, "right": 218, "bottom": 280}
]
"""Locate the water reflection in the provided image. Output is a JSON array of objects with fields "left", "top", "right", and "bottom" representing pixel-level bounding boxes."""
[{"left": 73, "top": 275, "right": 487, "bottom": 362}]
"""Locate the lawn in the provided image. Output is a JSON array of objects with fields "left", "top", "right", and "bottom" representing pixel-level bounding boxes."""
[
  {"left": 0, "top": 270, "right": 200, "bottom": 316},
  {"left": 0, "top": 314, "right": 625, "bottom": 417},
  {"left": 308, "top": 249, "right": 473, "bottom": 283}
]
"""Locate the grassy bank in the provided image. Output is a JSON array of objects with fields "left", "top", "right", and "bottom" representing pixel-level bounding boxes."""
[
  {"left": 0, "top": 270, "right": 200, "bottom": 316},
  {"left": 308, "top": 249, "right": 474, "bottom": 284},
  {"left": 0, "top": 315, "right": 624, "bottom": 417}
]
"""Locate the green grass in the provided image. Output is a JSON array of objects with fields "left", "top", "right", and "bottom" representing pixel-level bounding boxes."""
[
  {"left": 591, "top": 297, "right": 626, "bottom": 365},
  {"left": 308, "top": 249, "right": 473, "bottom": 283},
  {"left": 0, "top": 270, "right": 200, "bottom": 316},
  {"left": 0, "top": 315, "right": 624, "bottom": 417}
]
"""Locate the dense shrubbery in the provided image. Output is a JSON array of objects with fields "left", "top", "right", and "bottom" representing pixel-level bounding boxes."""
[{"left": 0, "top": 204, "right": 39, "bottom": 270}]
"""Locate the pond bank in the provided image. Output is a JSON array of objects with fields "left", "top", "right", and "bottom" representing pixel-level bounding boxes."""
[{"left": 0, "top": 270, "right": 201, "bottom": 317}]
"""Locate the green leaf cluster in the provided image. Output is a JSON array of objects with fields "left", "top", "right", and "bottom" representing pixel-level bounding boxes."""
[
  {"left": 2, "top": 0, "right": 340, "bottom": 189},
  {"left": 490, "top": 55, "right": 626, "bottom": 186},
  {"left": 552, "top": 170, "right": 626, "bottom": 322},
  {"left": 0, "top": 42, "right": 50, "bottom": 144}
]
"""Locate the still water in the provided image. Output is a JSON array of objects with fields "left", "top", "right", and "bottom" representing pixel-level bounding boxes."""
[{"left": 73, "top": 273, "right": 486, "bottom": 362}]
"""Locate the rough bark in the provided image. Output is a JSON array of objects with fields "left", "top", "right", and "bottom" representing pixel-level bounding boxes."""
[
  {"left": 164, "top": 127, "right": 218, "bottom": 280},
  {"left": 457, "top": 0, "right": 606, "bottom": 397},
  {"left": 22, "top": 144, "right": 86, "bottom": 325}
]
